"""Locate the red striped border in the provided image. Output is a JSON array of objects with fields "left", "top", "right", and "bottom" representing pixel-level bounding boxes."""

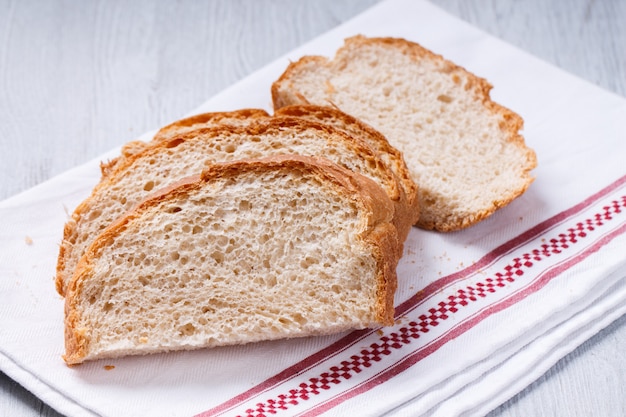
[
  {"left": 397, "top": 173, "right": 626, "bottom": 317},
  {"left": 304, "top": 222, "right": 626, "bottom": 416},
  {"left": 198, "top": 175, "right": 626, "bottom": 417}
]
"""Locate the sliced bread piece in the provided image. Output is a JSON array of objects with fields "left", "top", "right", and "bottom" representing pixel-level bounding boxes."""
[
  {"left": 56, "top": 117, "right": 406, "bottom": 296},
  {"left": 100, "top": 109, "right": 270, "bottom": 178},
  {"left": 64, "top": 155, "right": 398, "bottom": 364},
  {"left": 271, "top": 35, "right": 537, "bottom": 232}
]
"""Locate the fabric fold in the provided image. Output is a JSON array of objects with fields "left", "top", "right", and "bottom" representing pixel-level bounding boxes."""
[{"left": 1, "top": 1, "right": 625, "bottom": 416}]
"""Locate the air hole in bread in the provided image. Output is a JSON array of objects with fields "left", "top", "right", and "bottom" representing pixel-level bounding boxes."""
[
  {"left": 266, "top": 275, "right": 277, "bottom": 287},
  {"left": 167, "top": 206, "right": 182, "bottom": 214},
  {"left": 143, "top": 181, "right": 155, "bottom": 192},
  {"left": 192, "top": 225, "right": 203, "bottom": 234},
  {"left": 300, "top": 256, "right": 319, "bottom": 268},
  {"left": 87, "top": 209, "right": 102, "bottom": 221},
  {"left": 211, "top": 251, "right": 224, "bottom": 264},
  {"left": 293, "top": 313, "right": 307, "bottom": 325},
  {"left": 179, "top": 323, "right": 197, "bottom": 336},
  {"left": 166, "top": 138, "right": 185, "bottom": 148},
  {"left": 201, "top": 305, "right": 215, "bottom": 314},
  {"left": 437, "top": 94, "right": 453, "bottom": 103}
]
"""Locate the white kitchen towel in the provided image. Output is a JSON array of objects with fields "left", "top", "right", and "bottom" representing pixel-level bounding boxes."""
[{"left": 1, "top": 1, "right": 625, "bottom": 416}]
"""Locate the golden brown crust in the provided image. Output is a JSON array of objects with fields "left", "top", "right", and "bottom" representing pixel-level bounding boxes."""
[
  {"left": 64, "top": 156, "right": 399, "bottom": 364},
  {"left": 154, "top": 108, "right": 271, "bottom": 142},
  {"left": 366, "top": 221, "right": 398, "bottom": 325},
  {"left": 100, "top": 140, "right": 153, "bottom": 178},
  {"left": 271, "top": 35, "right": 537, "bottom": 232}
]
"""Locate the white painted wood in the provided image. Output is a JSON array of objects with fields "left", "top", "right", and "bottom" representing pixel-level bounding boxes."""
[{"left": 0, "top": 0, "right": 624, "bottom": 416}]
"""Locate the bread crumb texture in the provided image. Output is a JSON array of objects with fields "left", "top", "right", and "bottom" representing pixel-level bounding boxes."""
[{"left": 64, "top": 158, "right": 397, "bottom": 364}]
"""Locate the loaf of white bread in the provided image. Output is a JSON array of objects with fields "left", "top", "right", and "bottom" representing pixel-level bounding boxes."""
[
  {"left": 64, "top": 156, "right": 398, "bottom": 364},
  {"left": 272, "top": 35, "right": 537, "bottom": 231},
  {"left": 60, "top": 34, "right": 537, "bottom": 364}
]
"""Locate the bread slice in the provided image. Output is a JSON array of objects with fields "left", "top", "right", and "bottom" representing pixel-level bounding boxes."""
[
  {"left": 64, "top": 155, "right": 399, "bottom": 364},
  {"left": 271, "top": 35, "right": 537, "bottom": 232},
  {"left": 56, "top": 117, "right": 407, "bottom": 296},
  {"left": 100, "top": 109, "right": 270, "bottom": 178}
]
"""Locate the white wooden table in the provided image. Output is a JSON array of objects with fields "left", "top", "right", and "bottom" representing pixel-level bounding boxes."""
[{"left": 1, "top": 1, "right": 624, "bottom": 415}]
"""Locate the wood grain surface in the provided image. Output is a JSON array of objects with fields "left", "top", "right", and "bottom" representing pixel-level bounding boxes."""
[{"left": 1, "top": 0, "right": 624, "bottom": 416}]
